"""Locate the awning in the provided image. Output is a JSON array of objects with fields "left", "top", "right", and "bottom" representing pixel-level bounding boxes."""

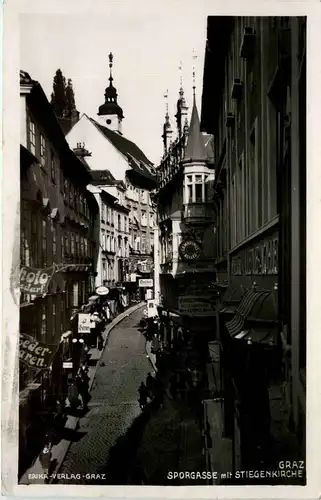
[
  {"left": 233, "top": 326, "right": 278, "bottom": 346},
  {"left": 60, "top": 330, "right": 72, "bottom": 341},
  {"left": 19, "top": 382, "right": 42, "bottom": 407}
]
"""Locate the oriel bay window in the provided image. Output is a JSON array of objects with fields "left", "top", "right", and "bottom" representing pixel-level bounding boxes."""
[
  {"left": 184, "top": 173, "right": 209, "bottom": 204},
  {"left": 195, "top": 175, "right": 203, "bottom": 202}
]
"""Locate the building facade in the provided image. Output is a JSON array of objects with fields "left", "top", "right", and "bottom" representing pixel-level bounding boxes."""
[
  {"left": 86, "top": 167, "right": 131, "bottom": 287},
  {"left": 154, "top": 83, "right": 216, "bottom": 346},
  {"left": 19, "top": 71, "right": 99, "bottom": 473},
  {"left": 65, "top": 54, "right": 156, "bottom": 291},
  {"left": 200, "top": 17, "right": 306, "bottom": 479}
]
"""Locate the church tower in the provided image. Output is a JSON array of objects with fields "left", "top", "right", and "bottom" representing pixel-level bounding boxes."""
[
  {"left": 161, "top": 90, "right": 173, "bottom": 154},
  {"left": 175, "top": 62, "right": 189, "bottom": 137},
  {"left": 97, "top": 53, "right": 124, "bottom": 135}
]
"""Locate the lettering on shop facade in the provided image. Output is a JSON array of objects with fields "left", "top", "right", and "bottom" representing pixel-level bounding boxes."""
[
  {"left": 19, "top": 266, "right": 55, "bottom": 296},
  {"left": 231, "top": 236, "right": 278, "bottom": 276},
  {"left": 178, "top": 279, "right": 218, "bottom": 316},
  {"left": 19, "top": 333, "right": 56, "bottom": 369}
]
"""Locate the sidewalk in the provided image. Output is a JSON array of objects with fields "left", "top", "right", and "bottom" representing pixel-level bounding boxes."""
[{"left": 19, "top": 301, "right": 145, "bottom": 485}]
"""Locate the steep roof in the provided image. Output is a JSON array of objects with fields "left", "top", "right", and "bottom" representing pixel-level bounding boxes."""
[
  {"left": 184, "top": 96, "right": 207, "bottom": 162},
  {"left": 88, "top": 116, "right": 156, "bottom": 181},
  {"left": 90, "top": 169, "right": 116, "bottom": 184}
]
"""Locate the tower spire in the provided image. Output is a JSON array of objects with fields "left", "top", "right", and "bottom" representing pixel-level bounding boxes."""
[
  {"left": 192, "top": 49, "right": 197, "bottom": 99},
  {"left": 98, "top": 52, "right": 124, "bottom": 134},
  {"left": 179, "top": 60, "right": 183, "bottom": 94},
  {"left": 162, "top": 89, "right": 173, "bottom": 153},
  {"left": 109, "top": 52, "right": 114, "bottom": 86},
  {"left": 164, "top": 89, "right": 169, "bottom": 119}
]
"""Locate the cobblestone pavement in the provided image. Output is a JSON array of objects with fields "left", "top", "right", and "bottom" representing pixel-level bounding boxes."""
[{"left": 56, "top": 308, "right": 151, "bottom": 485}]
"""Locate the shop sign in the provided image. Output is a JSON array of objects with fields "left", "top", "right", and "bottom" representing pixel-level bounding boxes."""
[
  {"left": 63, "top": 361, "right": 73, "bottom": 369},
  {"left": 231, "top": 235, "right": 278, "bottom": 277},
  {"left": 19, "top": 266, "right": 55, "bottom": 296},
  {"left": 78, "top": 313, "right": 93, "bottom": 334},
  {"left": 96, "top": 286, "right": 109, "bottom": 296},
  {"left": 178, "top": 296, "right": 216, "bottom": 316},
  {"left": 139, "top": 278, "right": 153, "bottom": 288},
  {"left": 19, "top": 333, "right": 56, "bottom": 369}
]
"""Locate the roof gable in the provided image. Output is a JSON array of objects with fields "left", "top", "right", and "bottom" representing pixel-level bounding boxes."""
[{"left": 89, "top": 117, "right": 156, "bottom": 181}]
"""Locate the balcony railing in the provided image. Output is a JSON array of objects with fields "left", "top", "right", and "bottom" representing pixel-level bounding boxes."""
[{"left": 183, "top": 203, "right": 213, "bottom": 224}]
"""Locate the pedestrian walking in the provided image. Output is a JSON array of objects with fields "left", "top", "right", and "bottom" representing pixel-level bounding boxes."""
[
  {"left": 75, "top": 374, "right": 90, "bottom": 411},
  {"left": 146, "top": 372, "right": 156, "bottom": 399},
  {"left": 53, "top": 397, "right": 65, "bottom": 430},
  {"left": 138, "top": 382, "right": 149, "bottom": 410},
  {"left": 67, "top": 378, "right": 81, "bottom": 410},
  {"left": 39, "top": 443, "right": 52, "bottom": 477},
  {"left": 90, "top": 311, "right": 103, "bottom": 348}
]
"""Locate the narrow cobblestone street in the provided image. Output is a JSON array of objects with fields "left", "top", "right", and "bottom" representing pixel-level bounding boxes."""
[{"left": 56, "top": 307, "right": 151, "bottom": 484}]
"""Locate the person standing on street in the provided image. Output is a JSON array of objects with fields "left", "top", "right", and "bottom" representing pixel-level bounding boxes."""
[
  {"left": 39, "top": 441, "right": 52, "bottom": 479},
  {"left": 146, "top": 372, "right": 156, "bottom": 400},
  {"left": 138, "top": 382, "right": 149, "bottom": 410},
  {"left": 90, "top": 311, "right": 103, "bottom": 349}
]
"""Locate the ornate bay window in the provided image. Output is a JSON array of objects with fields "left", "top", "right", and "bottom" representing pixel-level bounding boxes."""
[
  {"left": 184, "top": 173, "right": 209, "bottom": 204},
  {"left": 183, "top": 172, "right": 213, "bottom": 224}
]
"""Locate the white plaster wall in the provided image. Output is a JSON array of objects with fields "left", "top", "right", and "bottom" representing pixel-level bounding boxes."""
[
  {"left": 66, "top": 114, "right": 128, "bottom": 180},
  {"left": 96, "top": 113, "right": 122, "bottom": 135}
]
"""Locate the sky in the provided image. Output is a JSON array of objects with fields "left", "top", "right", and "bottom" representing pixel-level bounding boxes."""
[{"left": 19, "top": 1, "right": 212, "bottom": 165}]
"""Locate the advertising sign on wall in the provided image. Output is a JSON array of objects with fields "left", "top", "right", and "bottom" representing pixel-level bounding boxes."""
[
  {"left": 96, "top": 286, "right": 109, "bottom": 296},
  {"left": 78, "top": 314, "right": 93, "bottom": 334},
  {"left": 139, "top": 278, "right": 153, "bottom": 288},
  {"left": 178, "top": 296, "right": 216, "bottom": 316},
  {"left": 19, "top": 333, "right": 56, "bottom": 369},
  {"left": 19, "top": 266, "right": 55, "bottom": 296}
]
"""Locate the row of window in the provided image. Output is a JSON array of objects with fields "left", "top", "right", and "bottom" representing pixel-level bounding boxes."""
[
  {"left": 101, "top": 205, "right": 129, "bottom": 232},
  {"left": 130, "top": 209, "right": 155, "bottom": 227},
  {"left": 132, "top": 235, "right": 153, "bottom": 254},
  {"left": 28, "top": 116, "right": 91, "bottom": 220},
  {"left": 184, "top": 174, "right": 211, "bottom": 204},
  {"left": 101, "top": 233, "right": 129, "bottom": 256},
  {"left": 213, "top": 20, "right": 283, "bottom": 251},
  {"left": 126, "top": 184, "right": 150, "bottom": 205},
  {"left": 29, "top": 118, "right": 59, "bottom": 185},
  {"left": 64, "top": 180, "right": 90, "bottom": 218},
  {"left": 21, "top": 211, "right": 93, "bottom": 268}
]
